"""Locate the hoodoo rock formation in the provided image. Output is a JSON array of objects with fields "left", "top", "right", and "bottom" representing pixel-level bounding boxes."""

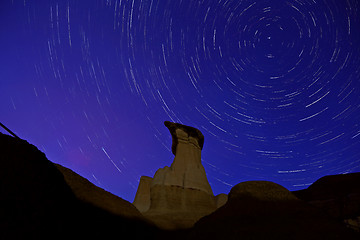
[
  {"left": 152, "top": 121, "right": 212, "bottom": 194},
  {"left": 133, "top": 121, "right": 219, "bottom": 229}
]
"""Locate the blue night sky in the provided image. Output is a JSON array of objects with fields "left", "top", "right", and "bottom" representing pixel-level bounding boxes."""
[{"left": 1, "top": 0, "right": 360, "bottom": 202}]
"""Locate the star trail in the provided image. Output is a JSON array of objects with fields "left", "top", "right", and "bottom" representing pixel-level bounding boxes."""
[{"left": 1, "top": 0, "right": 360, "bottom": 201}]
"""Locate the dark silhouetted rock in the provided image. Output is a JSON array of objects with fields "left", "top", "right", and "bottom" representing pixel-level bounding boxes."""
[
  {"left": 0, "top": 133, "right": 77, "bottom": 239},
  {"left": 55, "top": 163, "right": 144, "bottom": 220},
  {"left": 187, "top": 180, "right": 359, "bottom": 240},
  {"left": 0, "top": 133, "right": 159, "bottom": 239},
  {"left": 229, "top": 181, "right": 299, "bottom": 202},
  {"left": 293, "top": 172, "right": 360, "bottom": 232}
]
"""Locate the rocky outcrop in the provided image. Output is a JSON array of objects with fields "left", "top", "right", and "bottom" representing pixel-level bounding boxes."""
[
  {"left": 133, "top": 176, "right": 153, "bottom": 212},
  {"left": 55, "top": 164, "right": 144, "bottom": 220},
  {"left": 151, "top": 121, "right": 212, "bottom": 195},
  {"left": 0, "top": 133, "right": 159, "bottom": 239},
  {"left": 0, "top": 133, "right": 77, "bottom": 239},
  {"left": 293, "top": 172, "right": 360, "bottom": 232},
  {"left": 164, "top": 121, "right": 204, "bottom": 155},
  {"left": 215, "top": 193, "right": 228, "bottom": 208},
  {"left": 144, "top": 185, "right": 217, "bottom": 229},
  {"left": 133, "top": 121, "right": 216, "bottom": 229},
  {"left": 229, "top": 181, "right": 299, "bottom": 202},
  {"left": 187, "top": 181, "right": 359, "bottom": 240}
]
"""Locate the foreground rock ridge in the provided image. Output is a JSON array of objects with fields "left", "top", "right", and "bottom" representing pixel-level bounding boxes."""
[
  {"left": 189, "top": 180, "right": 359, "bottom": 240},
  {"left": 0, "top": 132, "right": 159, "bottom": 239},
  {"left": 133, "top": 121, "right": 218, "bottom": 229},
  {"left": 293, "top": 173, "right": 360, "bottom": 232}
]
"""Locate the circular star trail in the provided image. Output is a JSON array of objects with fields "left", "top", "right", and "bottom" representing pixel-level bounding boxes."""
[{"left": 1, "top": 0, "right": 359, "bottom": 201}]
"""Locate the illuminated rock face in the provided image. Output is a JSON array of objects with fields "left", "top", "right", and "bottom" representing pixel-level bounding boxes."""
[
  {"left": 215, "top": 193, "right": 228, "bottom": 208},
  {"left": 132, "top": 176, "right": 152, "bottom": 213},
  {"left": 151, "top": 122, "right": 213, "bottom": 195},
  {"left": 133, "top": 121, "right": 217, "bottom": 229}
]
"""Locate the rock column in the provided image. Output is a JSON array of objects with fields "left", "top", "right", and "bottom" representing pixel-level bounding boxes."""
[{"left": 133, "top": 121, "right": 217, "bottom": 229}]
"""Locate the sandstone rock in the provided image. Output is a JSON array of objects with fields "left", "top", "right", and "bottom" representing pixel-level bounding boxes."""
[
  {"left": 164, "top": 121, "right": 204, "bottom": 155},
  {"left": 144, "top": 185, "right": 216, "bottom": 229},
  {"left": 151, "top": 121, "right": 213, "bottom": 195},
  {"left": 133, "top": 176, "right": 153, "bottom": 212},
  {"left": 215, "top": 193, "right": 228, "bottom": 208},
  {"left": 133, "top": 121, "right": 216, "bottom": 229}
]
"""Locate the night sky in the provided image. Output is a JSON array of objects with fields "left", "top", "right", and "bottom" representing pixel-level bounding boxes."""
[{"left": 1, "top": 0, "right": 360, "bottom": 202}]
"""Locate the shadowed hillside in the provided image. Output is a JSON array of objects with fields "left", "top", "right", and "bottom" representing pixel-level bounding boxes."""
[
  {"left": 0, "top": 132, "right": 161, "bottom": 239},
  {"left": 1, "top": 125, "right": 359, "bottom": 239}
]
